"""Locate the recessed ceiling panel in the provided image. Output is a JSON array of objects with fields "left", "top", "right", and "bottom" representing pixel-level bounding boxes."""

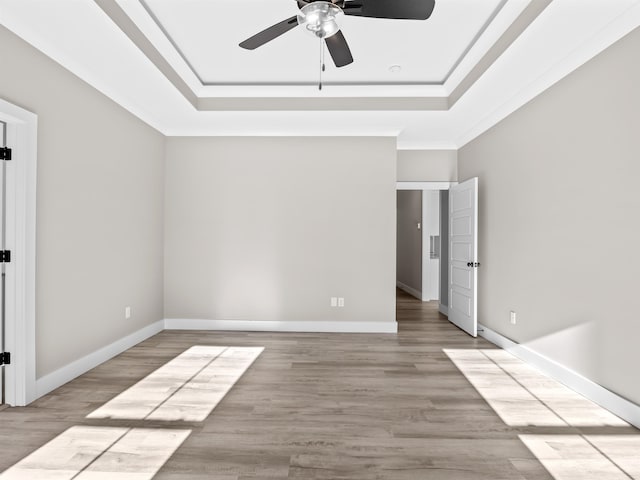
[{"left": 141, "top": 0, "right": 506, "bottom": 85}]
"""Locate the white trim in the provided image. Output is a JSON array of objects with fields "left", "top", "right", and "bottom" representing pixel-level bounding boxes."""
[
  {"left": 478, "top": 323, "right": 640, "bottom": 430},
  {"left": 438, "top": 304, "right": 449, "bottom": 317},
  {"left": 396, "top": 281, "right": 422, "bottom": 301},
  {"left": 396, "top": 143, "right": 459, "bottom": 151},
  {"left": 0, "top": 98, "right": 38, "bottom": 406},
  {"left": 396, "top": 182, "right": 456, "bottom": 191},
  {"left": 35, "top": 320, "right": 164, "bottom": 400},
  {"left": 164, "top": 319, "right": 398, "bottom": 334}
]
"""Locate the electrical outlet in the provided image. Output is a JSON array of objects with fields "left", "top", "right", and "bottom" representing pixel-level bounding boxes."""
[
  {"left": 338, "top": 297, "right": 345, "bottom": 307},
  {"left": 510, "top": 311, "right": 516, "bottom": 325},
  {"left": 125, "top": 306, "right": 131, "bottom": 319},
  {"left": 330, "top": 297, "right": 338, "bottom": 307}
]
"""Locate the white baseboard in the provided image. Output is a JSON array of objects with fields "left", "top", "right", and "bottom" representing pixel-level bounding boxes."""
[
  {"left": 438, "top": 304, "right": 448, "bottom": 317},
  {"left": 33, "top": 317, "right": 396, "bottom": 402},
  {"left": 396, "top": 281, "right": 422, "bottom": 300},
  {"left": 35, "top": 320, "right": 165, "bottom": 400},
  {"left": 164, "top": 318, "right": 398, "bottom": 334},
  {"left": 479, "top": 323, "right": 640, "bottom": 430}
]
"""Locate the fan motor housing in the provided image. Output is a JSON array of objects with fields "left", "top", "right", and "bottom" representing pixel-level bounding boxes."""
[{"left": 297, "top": 1, "right": 344, "bottom": 39}]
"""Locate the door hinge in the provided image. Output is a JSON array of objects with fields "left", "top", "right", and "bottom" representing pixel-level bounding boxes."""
[
  {"left": 0, "top": 250, "right": 10, "bottom": 263},
  {"left": 0, "top": 147, "right": 11, "bottom": 161},
  {"left": 0, "top": 352, "right": 10, "bottom": 366}
]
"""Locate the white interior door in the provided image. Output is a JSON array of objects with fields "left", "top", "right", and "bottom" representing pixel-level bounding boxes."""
[{"left": 448, "top": 177, "right": 478, "bottom": 337}]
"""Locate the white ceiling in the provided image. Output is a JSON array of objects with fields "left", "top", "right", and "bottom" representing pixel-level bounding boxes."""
[{"left": 1, "top": 0, "right": 640, "bottom": 148}]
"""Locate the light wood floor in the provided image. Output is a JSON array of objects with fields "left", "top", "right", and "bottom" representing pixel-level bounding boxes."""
[{"left": 0, "top": 290, "right": 638, "bottom": 479}]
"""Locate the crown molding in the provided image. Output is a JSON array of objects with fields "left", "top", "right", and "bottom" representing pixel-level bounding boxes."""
[{"left": 456, "top": 3, "right": 640, "bottom": 147}]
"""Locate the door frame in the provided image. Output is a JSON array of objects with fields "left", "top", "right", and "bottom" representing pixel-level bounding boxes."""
[
  {"left": 0, "top": 98, "right": 38, "bottom": 406},
  {"left": 396, "top": 182, "right": 456, "bottom": 308}
]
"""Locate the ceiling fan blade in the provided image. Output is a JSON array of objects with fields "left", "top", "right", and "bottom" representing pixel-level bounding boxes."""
[
  {"left": 239, "top": 16, "right": 298, "bottom": 50},
  {"left": 344, "top": 0, "right": 435, "bottom": 20},
  {"left": 342, "top": 2, "right": 363, "bottom": 14},
  {"left": 325, "top": 31, "right": 353, "bottom": 67}
]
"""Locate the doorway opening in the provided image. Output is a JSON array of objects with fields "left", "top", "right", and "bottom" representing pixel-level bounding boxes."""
[{"left": 396, "top": 182, "right": 453, "bottom": 318}]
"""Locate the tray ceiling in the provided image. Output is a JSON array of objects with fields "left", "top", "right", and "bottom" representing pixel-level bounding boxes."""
[
  {"left": 1, "top": 0, "right": 640, "bottom": 147},
  {"left": 139, "top": 0, "right": 506, "bottom": 86}
]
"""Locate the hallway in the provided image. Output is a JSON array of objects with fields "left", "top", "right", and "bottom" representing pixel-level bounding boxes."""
[{"left": 0, "top": 293, "right": 637, "bottom": 479}]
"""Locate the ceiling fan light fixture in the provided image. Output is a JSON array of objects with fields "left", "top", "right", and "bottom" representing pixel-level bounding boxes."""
[{"left": 297, "top": 1, "right": 343, "bottom": 39}]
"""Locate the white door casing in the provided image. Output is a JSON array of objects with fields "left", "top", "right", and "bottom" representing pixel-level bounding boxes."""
[
  {"left": 0, "top": 121, "right": 5, "bottom": 404},
  {"left": 0, "top": 98, "right": 38, "bottom": 406},
  {"left": 448, "top": 177, "right": 478, "bottom": 337}
]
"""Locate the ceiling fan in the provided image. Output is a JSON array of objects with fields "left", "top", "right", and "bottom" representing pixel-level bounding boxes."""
[{"left": 239, "top": 0, "right": 436, "bottom": 68}]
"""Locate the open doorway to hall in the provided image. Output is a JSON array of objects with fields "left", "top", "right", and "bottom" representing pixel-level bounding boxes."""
[{"left": 396, "top": 189, "right": 449, "bottom": 310}]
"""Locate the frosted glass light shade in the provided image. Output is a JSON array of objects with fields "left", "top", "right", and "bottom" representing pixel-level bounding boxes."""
[{"left": 297, "top": 1, "right": 343, "bottom": 38}]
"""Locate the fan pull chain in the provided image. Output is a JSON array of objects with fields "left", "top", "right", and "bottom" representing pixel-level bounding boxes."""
[{"left": 318, "top": 39, "right": 323, "bottom": 90}]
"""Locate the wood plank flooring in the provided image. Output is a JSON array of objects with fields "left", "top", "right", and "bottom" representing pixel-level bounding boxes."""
[{"left": 0, "top": 289, "right": 637, "bottom": 479}]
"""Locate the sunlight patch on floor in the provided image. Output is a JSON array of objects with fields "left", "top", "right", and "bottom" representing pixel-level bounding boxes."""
[
  {"left": 147, "top": 346, "right": 264, "bottom": 422},
  {"left": 519, "top": 435, "right": 640, "bottom": 480},
  {"left": 88, "top": 346, "right": 264, "bottom": 422},
  {"left": 1, "top": 345, "right": 264, "bottom": 478},
  {"left": 482, "top": 349, "right": 627, "bottom": 427},
  {"left": 444, "top": 349, "right": 628, "bottom": 427},
  {"left": 0, "top": 426, "right": 190, "bottom": 480},
  {"left": 444, "top": 349, "right": 565, "bottom": 426},
  {"left": 87, "top": 345, "right": 226, "bottom": 420},
  {"left": 586, "top": 435, "right": 640, "bottom": 478}
]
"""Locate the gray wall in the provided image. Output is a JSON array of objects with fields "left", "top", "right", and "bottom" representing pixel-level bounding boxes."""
[
  {"left": 458, "top": 27, "right": 640, "bottom": 405},
  {"left": 397, "top": 150, "right": 457, "bottom": 181},
  {"left": 164, "top": 136, "right": 397, "bottom": 324},
  {"left": 0, "top": 26, "right": 165, "bottom": 378},
  {"left": 396, "top": 190, "right": 422, "bottom": 295}
]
